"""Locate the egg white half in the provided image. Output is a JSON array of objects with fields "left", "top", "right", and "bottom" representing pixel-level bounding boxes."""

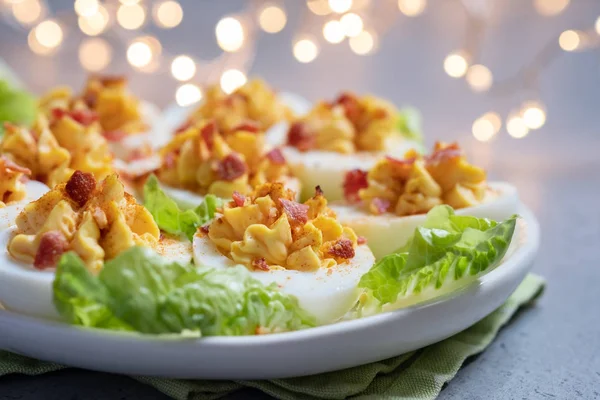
[
  {"left": 193, "top": 234, "right": 375, "bottom": 324},
  {"left": 330, "top": 181, "right": 520, "bottom": 260},
  {"left": 282, "top": 137, "right": 422, "bottom": 202},
  {"left": 0, "top": 180, "right": 50, "bottom": 230}
]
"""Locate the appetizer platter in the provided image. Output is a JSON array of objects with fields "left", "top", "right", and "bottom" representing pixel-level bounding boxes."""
[{"left": 0, "top": 76, "right": 539, "bottom": 379}]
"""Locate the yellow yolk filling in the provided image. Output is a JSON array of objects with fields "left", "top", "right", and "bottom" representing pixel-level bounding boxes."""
[
  {"left": 0, "top": 158, "right": 29, "bottom": 207},
  {"left": 205, "top": 183, "right": 358, "bottom": 272},
  {"left": 359, "top": 143, "right": 490, "bottom": 215},
  {"left": 8, "top": 174, "right": 159, "bottom": 272}
]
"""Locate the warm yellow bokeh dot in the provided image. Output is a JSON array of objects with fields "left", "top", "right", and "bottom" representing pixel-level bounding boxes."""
[
  {"left": 323, "top": 20, "right": 345, "bottom": 44},
  {"left": 216, "top": 17, "right": 245, "bottom": 52},
  {"left": 74, "top": 0, "right": 99, "bottom": 17},
  {"left": 521, "top": 102, "right": 546, "bottom": 130},
  {"left": 466, "top": 64, "right": 493, "bottom": 92},
  {"left": 328, "top": 0, "right": 352, "bottom": 13},
  {"left": 481, "top": 112, "right": 502, "bottom": 133},
  {"left": 34, "top": 20, "right": 63, "bottom": 49},
  {"left": 307, "top": 0, "right": 331, "bottom": 15},
  {"left": 176, "top": 84, "right": 203, "bottom": 107},
  {"left": 220, "top": 69, "right": 247, "bottom": 94},
  {"left": 79, "top": 38, "right": 111, "bottom": 72},
  {"left": 12, "top": 0, "right": 43, "bottom": 26},
  {"left": 171, "top": 55, "right": 196, "bottom": 81},
  {"left": 78, "top": 4, "right": 109, "bottom": 36},
  {"left": 596, "top": 16, "right": 600, "bottom": 35},
  {"left": 397, "top": 0, "right": 427, "bottom": 16},
  {"left": 119, "top": 0, "right": 141, "bottom": 5},
  {"left": 506, "top": 113, "right": 529, "bottom": 139},
  {"left": 258, "top": 5, "right": 287, "bottom": 34},
  {"left": 559, "top": 30, "right": 580, "bottom": 51},
  {"left": 533, "top": 0, "right": 569, "bottom": 16},
  {"left": 127, "top": 41, "right": 152, "bottom": 68},
  {"left": 472, "top": 117, "right": 496, "bottom": 142},
  {"left": 443, "top": 51, "right": 469, "bottom": 78},
  {"left": 27, "top": 28, "right": 54, "bottom": 55},
  {"left": 117, "top": 3, "right": 146, "bottom": 30},
  {"left": 153, "top": 0, "right": 183, "bottom": 29},
  {"left": 349, "top": 30, "right": 374, "bottom": 55},
  {"left": 340, "top": 12, "right": 363, "bottom": 37},
  {"left": 293, "top": 38, "right": 319, "bottom": 63}
]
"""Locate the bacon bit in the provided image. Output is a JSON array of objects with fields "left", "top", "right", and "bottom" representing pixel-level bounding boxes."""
[
  {"left": 216, "top": 153, "right": 247, "bottom": 181},
  {"left": 357, "top": 236, "right": 367, "bottom": 245},
  {"left": 252, "top": 257, "right": 269, "bottom": 271},
  {"left": 343, "top": 169, "right": 368, "bottom": 203},
  {"left": 372, "top": 198, "right": 391, "bottom": 214},
  {"left": 314, "top": 185, "right": 324, "bottom": 197},
  {"left": 65, "top": 170, "right": 97, "bottom": 207},
  {"left": 385, "top": 155, "right": 416, "bottom": 166},
  {"left": 200, "top": 225, "right": 210, "bottom": 234},
  {"left": 127, "top": 148, "right": 150, "bottom": 162},
  {"left": 279, "top": 199, "right": 309, "bottom": 224},
  {"left": 1, "top": 156, "right": 31, "bottom": 175},
  {"left": 426, "top": 142, "right": 462, "bottom": 164},
  {"left": 98, "top": 75, "right": 126, "bottom": 87},
  {"left": 33, "top": 231, "right": 68, "bottom": 269},
  {"left": 232, "top": 120, "right": 260, "bottom": 133},
  {"left": 372, "top": 108, "right": 389, "bottom": 120},
  {"left": 175, "top": 121, "right": 192, "bottom": 134},
  {"left": 287, "top": 122, "right": 314, "bottom": 151},
  {"left": 232, "top": 191, "right": 246, "bottom": 207},
  {"left": 52, "top": 108, "right": 99, "bottom": 126},
  {"left": 201, "top": 121, "right": 216, "bottom": 150},
  {"left": 334, "top": 92, "right": 361, "bottom": 123},
  {"left": 328, "top": 238, "right": 355, "bottom": 259},
  {"left": 265, "top": 148, "right": 286, "bottom": 165},
  {"left": 103, "top": 130, "right": 127, "bottom": 142},
  {"left": 164, "top": 152, "right": 177, "bottom": 169},
  {"left": 92, "top": 207, "right": 108, "bottom": 229}
]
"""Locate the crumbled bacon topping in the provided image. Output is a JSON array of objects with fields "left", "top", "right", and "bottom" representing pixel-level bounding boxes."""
[
  {"left": 103, "top": 130, "right": 127, "bottom": 142},
  {"left": 252, "top": 257, "right": 269, "bottom": 271},
  {"left": 232, "top": 120, "right": 260, "bottom": 133},
  {"left": 1, "top": 156, "right": 31, "bottom": 175},
  {"left": 52, "top": 108, "right": 99, "bottom": 127},
  {"left": 279, "top": 199, "right": 309, "bottom": 224},
  {"left": 287, "top": 122, "right": 314, "bottom": 151},
  {"left": 232, "top": 191, "right": 246, "bottom": 207},
  {"left": 357, "top": 236, "right": 367, "bottom": 245},
  {"left": 385, "top": 155, "right": 416, "bottom": 166},
  {"left": 200, "top": 121, "right": 216, "bottom": 150},
  {"left": 33, "top": 231, "right": 68, "bottom": 269},
  {"left": 175, "top": 121, "right": 192, "bottom": 134},
  {"left": 372, "top": 198, "right": 391, "bottom": 214},
  {"left": 200, "top": 225, "right": 210, "bottom": 234},
  {"left": 314, "top": 185, "right": 324, "bottom": 197},
  {"left": 343, "top": 169, "right": 368, "bottom": 203},
  {"left": 65, "top": 170, "right": 97, "bottom": 207},
  {"left": 265, "top": 148, "right": 286, "bottom": 165},
  {"left": 425, "top": 142, "right": 462, "bottom": 164},
  {"left": 164, "top": 152, "right": 177, "bottom": 168},
  {"left": 216, "top": 153, "right": 247, "bottom": 181},
  {"left": 334, "top": 93, "right": 361, "bottom": 124},
  {"left": 92, "top": 207, "right": 108, "bottom": 229},
  {"left": 328, "top": 238, "right": 355, "bottom": 259}
]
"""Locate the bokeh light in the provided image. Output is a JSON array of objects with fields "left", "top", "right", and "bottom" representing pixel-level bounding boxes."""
[
  {"left": 559, "top": 30, "right": 580, "bottom": 51},
  {"left": 74, "top": 0, "right": 99, "bottom": 17},
  {"left": 127, "top": 40, "right": 152, "bottom": 68},
  {"left": 506, "top": 113, "right": 529, "bottom": 139},
  {"left": 171, "top": 55, "right": 196, "bottom": 81},
  {"left": 258, "top": 5, "right": 287, "bottom": 34},
  {"left": 176, "top": 84, "right": 203, "bottom": 107},
  {"left": 349, "top": 30, "right": 375, "bottom": 55},
  {"left": 27, "top": 28, "right": 55, "bottom": 55},
  {"left": 216, "top": 17, "right": 245, "bottom": 52},
  {"left": 465, "top": 64, "right": 493, "bottom": 92},
  {"left": 328, "top": 0, "right": 352, "bottom": 13},
  {"left": 153, "top": 0, "right": 183, "bottom": 29},
  {"left": 220, "top": 69, "right": 247, "bottom": 94},
  {"left": 34, "top": 20, "right": 63, "bottom": 49},
  {"left": 323, "top": 20, "right": 345, "bottom": 44},
  {"left": 78, "top": 4, "right": 109, "bottom": 36},
  {"left": 595, "top": 16, "right": 600, "bottom": 35},
  {"left": 443, "top": 51, "right": 469, "bottom": 78},
  {"left": 117, "top": 3, "right": 146, "bottom": 30},
  {"left": 12, "top": 0, "right": 44, "bottom": 26},
  {"left": 472, "top": 118, "right": 496, "bottom": 142},
  {"left": 293, "top": 38, "right": 319, "bottom": 63},
  {"left": 521, "top": 101, "right": 546, "bottom": 130},
  {"left": 79, "top": 38, "right": 111, "bottom": 72},
  {"left": 533, "top": 0, "right": 569, "bottom": 16},
  {"left": 307, "top": 0, "right": 331, "bottom": 15},
  {"left": 340, "top": 12, "right": 363, "bottom": 37},
  {"left": 397, "top": 0, "right": 427, "bottom": 16}
]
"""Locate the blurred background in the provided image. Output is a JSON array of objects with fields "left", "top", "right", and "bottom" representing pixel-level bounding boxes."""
[{"left": 0, "top": 0, "right": 599, "bottom": 188}]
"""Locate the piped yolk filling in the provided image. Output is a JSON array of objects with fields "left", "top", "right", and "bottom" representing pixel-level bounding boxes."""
[
  {"left": 204, "top": 183, "right": 358, "bottom": 272},
  {"left": 0, "top": 156, "right": 30, "bottom": 207}
]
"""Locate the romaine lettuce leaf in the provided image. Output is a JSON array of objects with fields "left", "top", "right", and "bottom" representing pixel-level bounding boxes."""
[
  {"left": 359, "top": 205, "right": 517, "bottom": 306},
  {"left": 143, "top": 174, "right": 222, "bottom": 241},
  {"left": 0, "top": 80, "right": 36, "bottom": 135},
  {"left": 396, "top": 107, "right": 423, "bottom": 144},
  {"left": 53, "top": 247, "right": 316, "bottom": 336}
]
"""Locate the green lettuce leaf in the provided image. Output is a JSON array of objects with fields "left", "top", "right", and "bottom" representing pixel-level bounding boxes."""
[
  {"left": 143, "top": 174, "right": 222, "bottom": 241},
  {"left": 53, "top": 247, "right": 316, "bottom": 336},
  {"left": 359, "top": 205, "right": 517, "bottom": 307},
  {"left": 396, "top": 107, "right": 423, "bottom": 144},
  {"left": 0, "top": 80, "right": 36, "bottom": 135}
]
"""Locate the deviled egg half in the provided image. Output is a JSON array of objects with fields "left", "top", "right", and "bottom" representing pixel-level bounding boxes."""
[
  {"left": 330, "top": 142, "right": 520, "bottom": 259},
  {"left": 146, "top": 119, "right": 301, "bottom": 209},
  {"left": 193, "top": 182, "right": 375, "bottom": 324},
  {"left": 0, "top": 171, "right": 191, "bottom": 319},
  {"left": 276, "top": 92, "right": 424, "bottom": 201}
]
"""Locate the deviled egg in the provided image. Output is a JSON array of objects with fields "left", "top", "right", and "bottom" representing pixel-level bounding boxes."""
[
  {"left": 193, "top": 182, "right": 375, "bottom": 324},
  {"left": 0, "top": 171, "right": 191, "bottom": 319},
  {"left": 330, "top": 142, "right": 520, "bottom": 259},
  {"left": 279, "top": 92, "right": 423, "bottom": 201}
]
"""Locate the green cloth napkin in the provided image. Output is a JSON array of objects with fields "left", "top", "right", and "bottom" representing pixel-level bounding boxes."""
[{"left": 0, "top": 274, "right": 544, "bottom": 400}]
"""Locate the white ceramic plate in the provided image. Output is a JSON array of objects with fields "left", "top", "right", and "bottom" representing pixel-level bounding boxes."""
[{"left": 0, "top": 205, "right": 539, "bottom": 380}]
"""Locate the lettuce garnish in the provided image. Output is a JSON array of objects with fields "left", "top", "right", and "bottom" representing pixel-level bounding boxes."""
[
  {"left": 396, "top": 107, "right": 423, "bottom": 144},
  {"left": 143, "top": 174, "right": 222, "bottom": 241},
  {"left": 0, "top": 79, "right": 36, "bottom": 135},
  {"left": 53, "top": 247, "right": 316, "bottom": 336},
  {"left": 359, "top": 205, "right": 517, "bottom": 307}
]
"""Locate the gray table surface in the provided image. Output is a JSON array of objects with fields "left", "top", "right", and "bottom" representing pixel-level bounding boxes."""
[{"left": 1, "top": 162, "right": 598, "bottom": 399}]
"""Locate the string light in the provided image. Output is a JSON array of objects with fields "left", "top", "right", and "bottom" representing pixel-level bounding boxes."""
[
  {"left": 27, "top": 28, "right": 54, "bottom": 55},
  {"left": 171, "top": 55, "right": 196, "bottom": 81},
  {"left": 127, "top": 40, "right": 152, "bottom": 68},
  {"left": 349, "top": 30, "right": 375, "bottom": 55},
  {"left": 79, "top": 38, "right": 111, "bottom": 71},
  {"left": 220, "top": 69, "right": 247, "bottom": 94},
  {"left": 258, "top": 5, "right": 287, "bottom": 34},
  {"left": 293, "top": 38, "right": 319, "bottom": 62},
  {"left": 34, "top": 20, "right": 63, "bottom": 49},
  {"left": 340, "top": 12, "right": 363, "bottom": 37},
  {"left": 465, "top": 64, "right": 493, "bottom": 92},
  {"left": 533, "top": 0, "right": 570, "bottom": 17},
  {"left": 506, "top": 112, "right": 529, "bottom": 139},
  {"left": 307, "top": 0, "right": 331, "bottom": 15},
  {"left": 119, "top": 0, "right": 141, "bottom": 5},
  {"left": 216, "top": 17, "right": 245, "bottom": 52},
  {"left": 472, "top": 118, "right": 496, "bottom": 142},
  {"left": 328, "top": 0, "right": 352, "bottom": 14},
  {"left": 74, "top": 0, "right": 99, "bottom": 18},
  {"left": 323, "top": 20, "right": 345, "bottom": 44},
  {"left": 397, "top": 0, "right": 427, "bottom": 17},
  {"left": 153, "top": 0, "right": 182, "bottom": 29},
  {"left": 482, "top": 111, "right": 502, "bottom": 133},
  {"left": 559, "top": 30, "right": 580, "bottom": 51},
  {"left": 521, "top": 101, "right": 546, "bottom": 129},
  {"left": 595, "top": 16, "right": 600, "bottom": 35},
  {"left": 11, "top": 0, "right": 43, "bottom": 26},
  {"left": 175, "top": 84, "right": 202, "bottom": 107},
  {"left": 443, "top": 51, "right": 469, "bottom": 78},
  {"left": 78, "top": 4, "right": 109, "bottom": 36},
  {"left": 117, "top": 3, "right": 146, "bottom": 30}
]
